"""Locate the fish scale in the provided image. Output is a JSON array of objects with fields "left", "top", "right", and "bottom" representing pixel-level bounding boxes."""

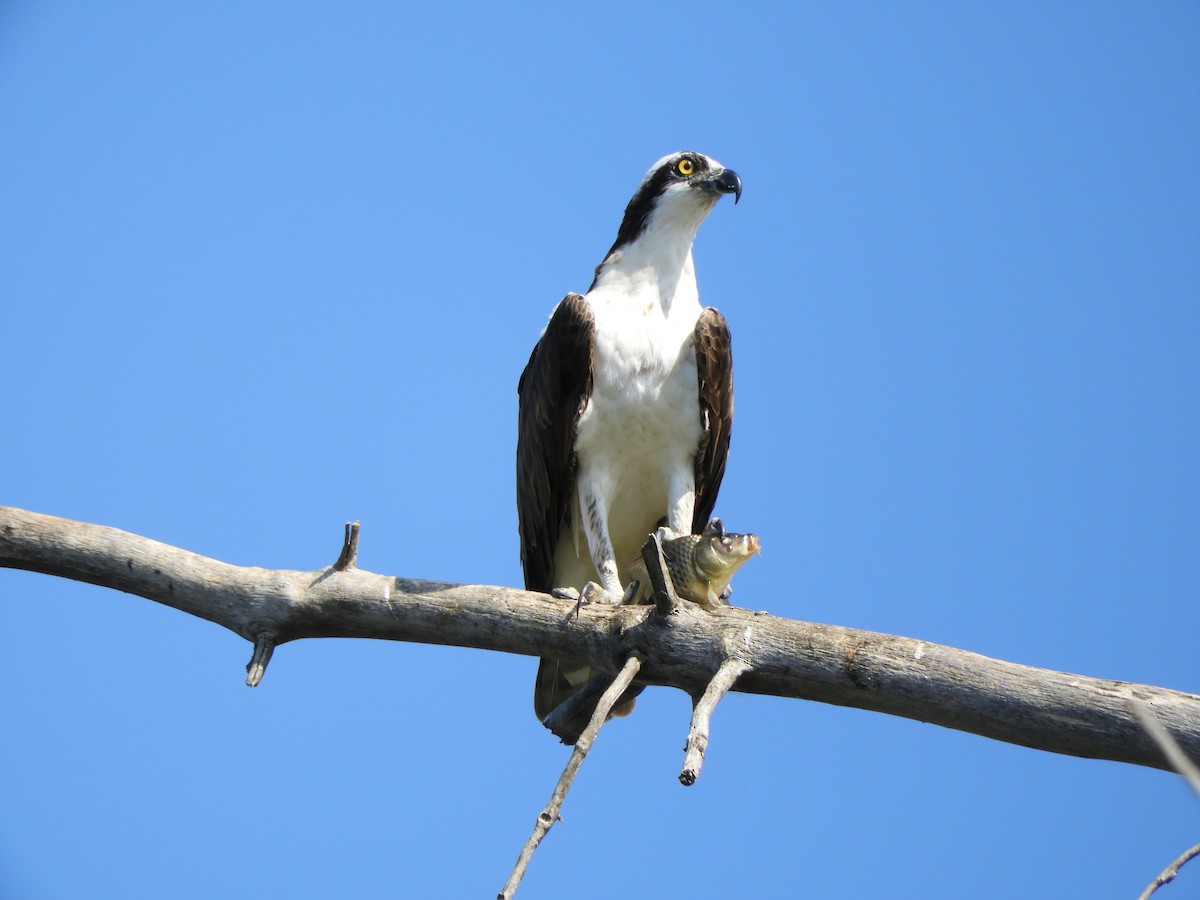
[{"left": 647, "top": 519, "right": 760, "bottom": 608}]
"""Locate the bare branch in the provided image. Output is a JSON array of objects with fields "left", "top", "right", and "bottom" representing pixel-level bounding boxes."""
[
  {"left": 1130, "top": 698, "right": 1200, "bottom": 900},
  {"left": 1139, "top": 843, "right": 1200, "bottom": 900},
  {"left": 3, "top": 505, "right": 1200, "bottom": 774},
  {"left": 333, "top": 520, "right": 360, "bottom": 572},
  {"left": 500, "top": 656, "right": 643, "bottom": 899},
  {"left": 641, "top": 529, "right": 681, "bottom": 617},
  {"left": 245, "top": 634, "right": 275, "bottom": 687},
  {"left": 680, "top": 657, "right": 750, "bottom": 786},
  {"left": 540, "top": 672, "right": 616, "bottom": 739},
  {"left": 1130, "top": 698, "right": 1200, "bottom": 801}
]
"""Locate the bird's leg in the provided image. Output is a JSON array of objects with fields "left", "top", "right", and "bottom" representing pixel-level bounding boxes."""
[
  {"left": 588, "top": 543, "right": 622, "bottom": 600},
  {"left": 576, "top": 475, "right": 625, "bottom": 605},
  {"left": 666, "top": 472, "right": 697, "bottom": 535}
]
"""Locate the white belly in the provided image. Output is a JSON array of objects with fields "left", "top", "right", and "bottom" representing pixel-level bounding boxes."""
[{"left": 556, "top": 298, "right": 703, "bottom": 589}]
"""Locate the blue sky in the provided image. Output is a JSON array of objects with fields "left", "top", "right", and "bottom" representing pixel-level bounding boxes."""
[{"left": 2, "top": 2, "right": 1198, "bottom": 897}]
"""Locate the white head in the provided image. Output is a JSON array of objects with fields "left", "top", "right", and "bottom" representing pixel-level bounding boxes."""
[
  {"left": 610, "top": 151, "right": 741, "bottom": 251},
  {"left": 590, "top": 151, "right": 742, "bottom": 288}
]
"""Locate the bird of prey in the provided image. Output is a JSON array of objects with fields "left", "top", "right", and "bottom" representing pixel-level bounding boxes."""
[{"left": 517, "top": 151, "right": 741, "bottom": 742}]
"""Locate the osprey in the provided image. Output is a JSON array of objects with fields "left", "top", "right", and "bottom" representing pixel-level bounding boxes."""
[{"left": 517, "top": 151, "right": 741, "bottom": 742}]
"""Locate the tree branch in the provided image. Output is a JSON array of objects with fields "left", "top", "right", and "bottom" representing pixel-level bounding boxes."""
[
  {"left": 1131, "top": 698, "right": 1200, "bottom": 899},
  {"left": 500, "top": 655, "right": 642, "bottom": 899},
  {"left": 680, "top": 657, "right": 750, "bottom": 786},
  {"left": 1139, "top": 843, "right": 1200, "bottom": 900},
  {"left": 3, "top": 505, "right": 1198, "bottom": 774},
  {"left": 245, "top": 633, "right": 275, "bottom": 687},
  {"left": 1130, "top": 698, "right": 1200, "bottom": 801},
  {"left": 332, "top": 520, "right": 360, "bottom": 572}
]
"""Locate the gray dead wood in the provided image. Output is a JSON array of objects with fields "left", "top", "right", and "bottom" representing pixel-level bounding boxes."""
[
  {"left": 1130, "top": 699, "right": 1200, "bottom": 899},
  {"left": 1130, "top": 699, "right": 1200, "bottom": 801},
  {"left": 2, "top": 505, "right": 1199, "bottom": 774},
  {"left": 1139, "top": 843, "right": 1200, "bottom": 900},
  {"left": 499, "top": 656, "right": 643, "bottom": 900},
  {"left": 680, "top": 657, "right": 750, "bottom": 785}
]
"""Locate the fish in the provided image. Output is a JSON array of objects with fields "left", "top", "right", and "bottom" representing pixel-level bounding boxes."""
[{"left": 635, "top": 518, "right": 761, "bottom": 609}]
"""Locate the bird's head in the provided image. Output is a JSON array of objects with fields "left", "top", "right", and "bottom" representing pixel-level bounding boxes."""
[{"left": 606, "top": 151, "right": 742, "bottom": 255}]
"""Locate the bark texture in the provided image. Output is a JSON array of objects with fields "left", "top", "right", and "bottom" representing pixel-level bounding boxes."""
[{"left": 2, "top": 505, "right": 1197, "bottom": 772}]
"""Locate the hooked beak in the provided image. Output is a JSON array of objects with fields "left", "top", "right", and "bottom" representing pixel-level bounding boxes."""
[{"left": 701, "top": 167, "right": 743, "bottom": 204}]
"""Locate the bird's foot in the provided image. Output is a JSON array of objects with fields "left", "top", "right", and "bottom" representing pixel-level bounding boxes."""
[
  {"left": 654, "top": 524, "right": 685, "bottom": 541},
  {"left": 551, "top": 585, "right": 588, "bottom": 620},
  {"left": 552, "top": 582, "right": 626, "bottom": 619},
  {"left": 580, "top": 581, "right": 625, "bottom": 606}
]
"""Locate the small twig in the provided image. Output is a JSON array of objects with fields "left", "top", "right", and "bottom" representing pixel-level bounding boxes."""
[
  {"left": 244, "top": 634, "right": 275, "bottom": 687},
  {"left": 641, "top": 530, "right": 680, "bottom": 617},
  {"left": 540, "top": 673, "right": 611, "bottom": 739},
  {"left": 680, "top": 657, "right": 749, "bottom": 786},
  {"left": 1130, "top": 698, "right": 1200, "bottom": 899},
  {"left": 333, "top": 520, "right": 360, "bottom": 571},
  {"left": 1138, "top": 842, "right": 1200, "bottom": 900},
  {"left": 499, "top": 655, "right": 643, "bottom": 900},
  {"left": 1130, "top": 699, "right": 1200, "bottom": 801}
]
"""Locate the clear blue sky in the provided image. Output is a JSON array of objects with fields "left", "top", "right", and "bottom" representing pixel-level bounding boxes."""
[{"left": 3, "top": 3, "right": 1198, "bottom": 897}]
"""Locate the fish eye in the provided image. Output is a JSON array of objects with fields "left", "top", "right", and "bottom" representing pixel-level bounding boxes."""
[{"left": 676, "top": 157, "right": 695, "bottom": 176}]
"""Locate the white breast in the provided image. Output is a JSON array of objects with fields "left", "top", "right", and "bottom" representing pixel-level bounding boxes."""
[{"left": 566, "top": 266, "right": 704, "bottom": 585}]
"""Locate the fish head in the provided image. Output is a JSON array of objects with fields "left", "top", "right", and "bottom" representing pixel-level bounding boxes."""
[{"left": 693, "top": 529, "right": 761, "bottom": 582}]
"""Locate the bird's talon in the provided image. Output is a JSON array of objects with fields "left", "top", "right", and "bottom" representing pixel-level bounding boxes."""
[{"left": 580, "top": 581, "right": 623, "bottom": 606}]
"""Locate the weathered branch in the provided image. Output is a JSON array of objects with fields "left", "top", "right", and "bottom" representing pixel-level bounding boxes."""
[
  {"left": 1131, "top": 699, "right": 1200, "bottom": 899},
  {"left": 333, "top": 520, "right": 360, "bottom": 572},
  {"left": 500, "top": 655, "right": 642, "bottom": 900},
  {"left": 640, "top": 525, "right": 751, "bottom": 786},
  {"left": 3, "top": 505, "right": 1199, "bottom": 774},
  {"left": 680, "top": 657, "right": 750, "bottom": 786},
  {"left": 642, "top": 528, "right": 682, "bottom": 617},
  {"left": 1130, "top": 699, "right": 1200, "bottom": 801},
  {"left": 245, "top": 633, "right": 275, "bottom": 687},
  {"left": 1139, "top": 843, "right": 1200, "bottom": 900}
]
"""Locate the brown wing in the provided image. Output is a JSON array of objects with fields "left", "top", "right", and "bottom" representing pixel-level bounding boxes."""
[
  {"left": 692, "top": 307, "right": 734, "bottom": 532},
  {"left": 517, "top": 293, "right": 594, "bottom": 593}
]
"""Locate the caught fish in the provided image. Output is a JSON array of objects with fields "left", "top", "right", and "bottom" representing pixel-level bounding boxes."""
[{"left": 636, "top": 518, "right": 760, "bottom": 608}]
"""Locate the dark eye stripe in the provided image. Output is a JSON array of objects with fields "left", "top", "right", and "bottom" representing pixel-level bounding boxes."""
[{"left": 591, "top": 152, "right": 713, "bottom": 278}]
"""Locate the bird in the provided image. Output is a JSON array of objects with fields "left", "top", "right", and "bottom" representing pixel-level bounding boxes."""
[{"left": 516, "top": 150, "right": 741, "bottom": 743}]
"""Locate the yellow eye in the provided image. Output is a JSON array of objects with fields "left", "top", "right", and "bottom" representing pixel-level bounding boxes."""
[{"left": 676, "top": 157, "right": 695, "bottom": 176}]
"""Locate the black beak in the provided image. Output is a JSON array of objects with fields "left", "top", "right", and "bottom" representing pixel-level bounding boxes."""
[{"left": 704, "top": 168, "right": 743, "bottom": 204}]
